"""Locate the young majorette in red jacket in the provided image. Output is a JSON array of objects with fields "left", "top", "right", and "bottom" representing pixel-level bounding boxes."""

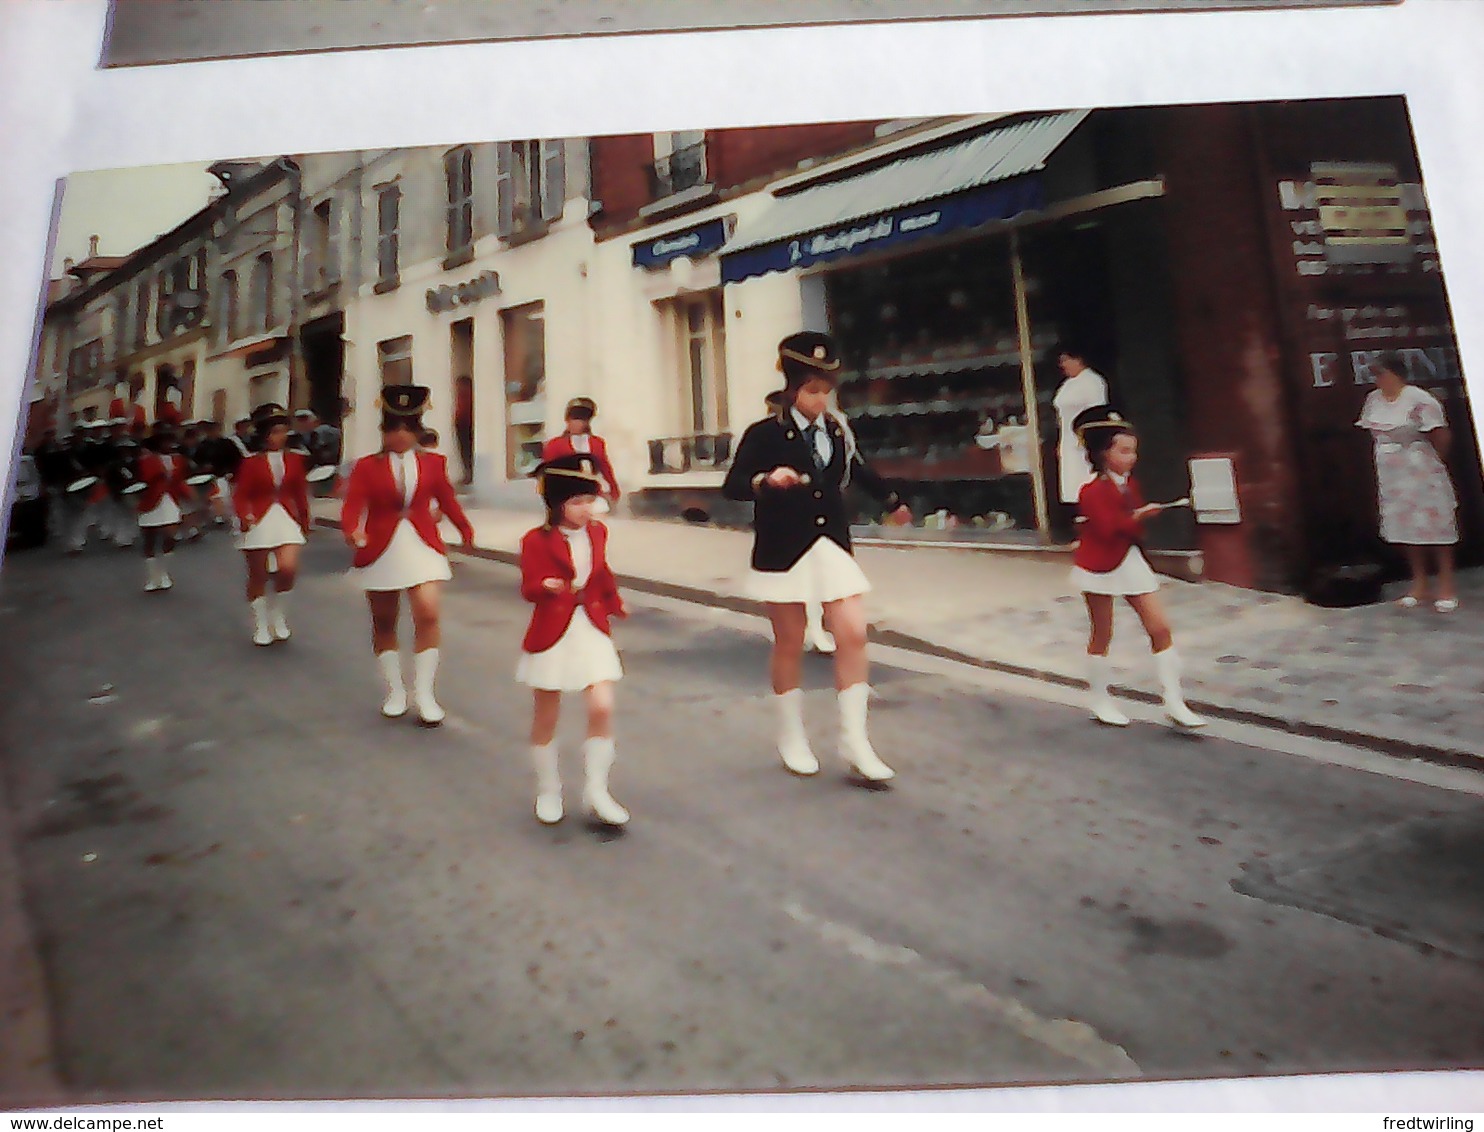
[
  {"left": 517, "top": 453, "right": 630, "bottom": 827},
  {"left": 1071, "top": 405, "right": 1205, "bottom": 730}
]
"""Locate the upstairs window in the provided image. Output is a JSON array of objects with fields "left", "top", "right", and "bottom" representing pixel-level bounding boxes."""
[
  {"left": 376, "top": 183, "right": 401, "bottom": 290},
  {"left": 496, "top": 140, "right": 565, "bottom": 239},
  {"left": 445, "top": 147, "right": 474, "bottom": 263}
]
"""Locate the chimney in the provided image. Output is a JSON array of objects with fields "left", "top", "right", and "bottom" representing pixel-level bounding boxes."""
[{"left": 89, "top": 234, "right": 100, "bottom": 258}]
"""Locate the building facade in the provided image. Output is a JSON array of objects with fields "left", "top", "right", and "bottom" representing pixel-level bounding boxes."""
[{"left": 31, "top": 98, "right": 1479, "bottom": 596}]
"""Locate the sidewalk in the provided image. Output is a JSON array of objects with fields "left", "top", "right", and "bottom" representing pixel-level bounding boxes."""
[{"left": 314, "top": 498, "right": 1484, "bottom": 766}]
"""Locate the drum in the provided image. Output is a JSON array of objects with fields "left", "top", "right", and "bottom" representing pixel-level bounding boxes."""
[
  {"left": 66, "top": 475, "right": 98, "bottom": 494},
  {"left": 185, "top": 473, "right": 215, "bottom": 487},
  {"left": 305, "top": 465, "right": 337, "bottom": 483},
  {"left": 123, "top": 482, "right": 147, "bottom": 495}
]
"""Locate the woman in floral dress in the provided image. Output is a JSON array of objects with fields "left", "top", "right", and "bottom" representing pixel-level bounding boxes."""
[{"left": 1356, "top": 350, "right": 1459, "bottom": 612}]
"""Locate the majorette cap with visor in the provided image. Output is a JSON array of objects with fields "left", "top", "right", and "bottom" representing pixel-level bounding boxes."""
[
  {"left": 251, "top": 402, "right": 290, "bottom": 432},
  {"left": 565, "top": 397, "right": 597, "bottom": 420},
  {"left": 777, "top": 331, "right": 842, "bottom": 387},
  {"left": 378, "top": 384, "right": 431, "bottom": 417},
  {"left": 1071, "top": 404, "right": 1134, "bottom": 454},
  {"left": 536, "top": 453, "right": 605, "bottom": 510}
]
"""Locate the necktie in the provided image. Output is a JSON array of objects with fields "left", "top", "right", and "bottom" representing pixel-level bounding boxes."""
[{"left": 807, "top": 424, "right": 825, "bottom": 470}]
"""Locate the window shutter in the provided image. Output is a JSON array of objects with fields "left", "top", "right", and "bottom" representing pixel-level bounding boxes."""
[
  {"left": 539, "top": 139, "right": 566, "bottom": 223},
  {"left": 326, "top": 198, "right": 340, "bottom": 283},
  {"left": 444, "top": 150, "right": 459, "bottom": 253},
  {"left": 496, "top": 143, "right": 515, "bottom": 238}
]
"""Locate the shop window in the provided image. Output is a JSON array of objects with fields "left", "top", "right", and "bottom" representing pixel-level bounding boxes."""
[
  {"left": 496, "top": 140, "right": 565, "bottom": 239},
  {"left": 501, "top": 302, "right": 546, "bottom": 478},
  {"left": 668, "top": 291, "right": 727, "bottom": 434},
  {"left": 649, "top": 131, "right": 708, "bottom": 201},
  {"left": 377, "top": 335, "right": 413, "bottom": 386},
  {"left": 375, "top": 183, "right": 401, "bottom": 291},
  {"left": 444, "top": 146, "right": 475, "bottom": 265},
  {"left": 825, "top": 235, "right": 1053, "bottom": 534}
]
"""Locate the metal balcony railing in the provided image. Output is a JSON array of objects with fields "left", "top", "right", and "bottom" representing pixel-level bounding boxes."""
[
  {"left": 646, "top": 142, "right": 709, "bottom": 201},
  {"left": 647, "top": 432, "right": 733, "bottom": 475}
]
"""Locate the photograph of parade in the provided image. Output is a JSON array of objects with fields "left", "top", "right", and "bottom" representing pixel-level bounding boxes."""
[{"left": 3, "top": 94, "right": 1483, "bottom": 1103}]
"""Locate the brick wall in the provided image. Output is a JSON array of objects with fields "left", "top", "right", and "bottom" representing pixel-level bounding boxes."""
[{"left": 1153, "top": 104, "right": 1308, "bottom": 591}]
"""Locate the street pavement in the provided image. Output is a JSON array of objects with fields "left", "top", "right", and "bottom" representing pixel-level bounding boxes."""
[
  {"left": 1, "top": 527, "right": 1482, "bottom": 1104},
  {"left": 318, "top": 498, "right": 1484, "bottom": 766}
]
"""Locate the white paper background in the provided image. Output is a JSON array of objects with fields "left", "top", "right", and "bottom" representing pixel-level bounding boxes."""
[{"left": 2, "top": 0, "right": 1483, "bottom": 1114}]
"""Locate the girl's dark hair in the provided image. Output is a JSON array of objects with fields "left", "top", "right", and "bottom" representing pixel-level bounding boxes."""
[
  {"left": 1374, "top": 351, "right": 1409, "bottom": 381},
  {"left": 1086, "top": 424, "right": 1137, "bottom": 474},
  {"left": 381, "top": 410, "right": 421, "bottom": 435}
]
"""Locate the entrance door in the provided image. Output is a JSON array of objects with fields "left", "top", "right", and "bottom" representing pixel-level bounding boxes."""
[
  {"left": 450, "top": 318, "right": 475, "bottom": 485},
  {"left": 302, "top": 313, "right": 346, "bottom": 426}
]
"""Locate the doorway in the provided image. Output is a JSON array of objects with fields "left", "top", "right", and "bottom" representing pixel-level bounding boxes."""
[
  {"left": 450, "top": 318, "right": 475, "bottom": 486},
  {"left": 302, "top": 313, "right": 346, "bottom": 426}
]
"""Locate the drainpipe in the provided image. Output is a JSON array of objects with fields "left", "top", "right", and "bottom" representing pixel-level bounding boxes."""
[{"left": 280, "top": 157, "right": 306, "bottom": 410}]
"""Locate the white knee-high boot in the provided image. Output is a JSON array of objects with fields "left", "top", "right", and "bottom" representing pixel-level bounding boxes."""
[
  {"left": 838, "top": 683, "right": 895, "bottom": 782},
  {"left": 532, "top": 743, "right": 563, "bottom": 824},
  {"left": 250, "top": 597, "right": 273, "bottom": 646},
  {"left": 775, "top": 689, "right": 819, "bottom": 775},
  {"left": 269, "top": 588, "right": 291, "bottom": 641},
  {"left": 378, "top": 651, "right": 407, "bottom": 718},
  {"left": 1156, "top": 648, "right": 1206, "bottom": 729},
  {"left": 805, "top": 602, "right": 836, "bottom": 654},
  {"left": 144, "top": 556, "right": 162, "bottom": 592},
  {"left": 412, "top": 647, "right": 444, "bottom": 725},
  {"left": 582, "top": 737, "right": 629, "bottom": 825},
  {"left": 1087, "top": 654, "right": 1130, "bottom": 727},
  {"left": 158, "top": 550, "right": 174, "bottom": 590}
]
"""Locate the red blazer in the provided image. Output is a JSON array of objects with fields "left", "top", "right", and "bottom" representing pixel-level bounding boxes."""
[
  {"left": 340, "top": 450, "right": 474, "bottom": 569},
  {"left": 136, "top": 452, "right": 193, "bottom": 513},
  {"left": 541, "top": 433, "right": 620, "bottom": 497},
  {"left": 1073, "top": 474, "right": 1147, "bottom": 573},
  {"left": 233, "top": 450, "right": 311, "bottom": 533},
  {"left": 519, "top": 521, "right": 626, "bottom": 653}
]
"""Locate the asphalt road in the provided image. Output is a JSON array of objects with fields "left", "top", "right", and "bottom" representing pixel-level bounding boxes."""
[
  {"left": 103, "top": 0, "right": 1391, "bottom": 66},
  {"left": 0, "top": 528, "right": 1481, "bottom": 1103}
]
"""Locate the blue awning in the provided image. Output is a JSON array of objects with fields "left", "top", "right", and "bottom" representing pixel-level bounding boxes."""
[{"left": 720, "top": 111, "right": 1085, "bottom": 285}]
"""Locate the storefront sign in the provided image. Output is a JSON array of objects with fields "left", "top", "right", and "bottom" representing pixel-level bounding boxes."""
[
  {"left": 426, "top": 270, "right": 501, "bottom": 314},
  {"left": 632, "top": 218, "right": 729, "bottom": 270},
  {"left": 1277, "top": 165, "right": 1435, "bottom": 277},
  {"left": 721, "top": 178, "right": 1043, "bottom": 285}
]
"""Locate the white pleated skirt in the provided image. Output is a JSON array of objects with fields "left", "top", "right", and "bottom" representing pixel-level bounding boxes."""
[
  {"left": 353, "top": 518, "right": 452, "bottom": 592},
  {"left": 1071, "top": 547, "right": 1160, "bottom": 596},
  {"left": 517, "top": 608, "right": 624, "bottom": 692},
  {"left": 747, "top": 536, "right": 871, "bottom": 605},
  {"left": 238, "top": 503, "right": 306, "bottom": 551},
  {"left": 138, "top": 495, "right": 182, "bottom": 529}
]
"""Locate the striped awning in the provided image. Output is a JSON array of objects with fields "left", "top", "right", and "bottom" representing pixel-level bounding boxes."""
[{"left": 721, "top": 111, "right": 1087, "bottom": 284}]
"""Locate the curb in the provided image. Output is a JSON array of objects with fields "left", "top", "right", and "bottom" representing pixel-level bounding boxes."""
[{"left": 315, "top": 516, "right": 1484, "bottom": 775}]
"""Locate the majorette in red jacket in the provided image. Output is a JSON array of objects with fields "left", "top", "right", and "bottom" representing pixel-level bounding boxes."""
[
  {"left": 519, "top": 521, "right": 626, "bottom": 654},
  {"left": 232, "top": 450, "right": 312, "bottom": 533},
  {"left": 340, "top": 450, "right": 475, "bottom": 569},
  {"left": 540, "top": 433, "right": 620, "bottom": 498},
  {"left": 1073, "top": 473, "right": 1148, "bottom": 574},
  {"left": 135, "top": 452, "right": 194, "bottom": 514}
]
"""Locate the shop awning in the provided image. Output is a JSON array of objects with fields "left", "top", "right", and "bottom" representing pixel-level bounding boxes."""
[{"left": 720, "top": 111, "right": 1087, "bottom": 285}]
